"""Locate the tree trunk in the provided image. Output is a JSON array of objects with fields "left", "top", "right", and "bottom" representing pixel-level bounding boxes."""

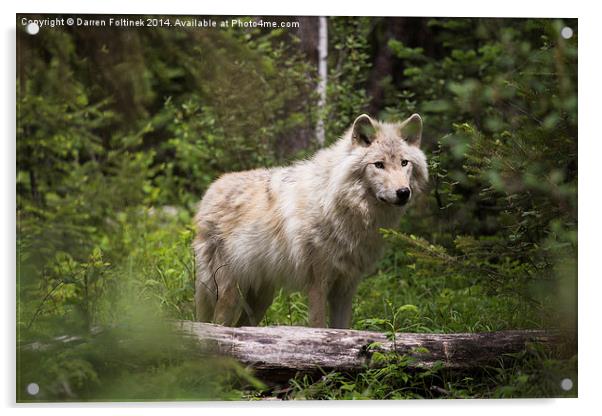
[
  {"left": 176, "top": 321, "right": 569, "bottom": 383},
  {"left": 315, "top": 16, "right": 328, "bottom": 146}
]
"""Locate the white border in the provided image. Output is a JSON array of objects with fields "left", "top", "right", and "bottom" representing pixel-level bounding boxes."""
[{"left": 3, "top": 1, "right": 598, "bottom": 415}]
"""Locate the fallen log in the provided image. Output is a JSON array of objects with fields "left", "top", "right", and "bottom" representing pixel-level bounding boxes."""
[{"left": 175, "top": 321, "right": 570, "bottom": 383}]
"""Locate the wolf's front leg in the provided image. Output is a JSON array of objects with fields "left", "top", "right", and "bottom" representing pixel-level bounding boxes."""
[
  {"left": 328, "top": 279, "right": 358, "bottom": 329},
  {"left": 307, "top": 276, "right": 327, "bottom": 327}
]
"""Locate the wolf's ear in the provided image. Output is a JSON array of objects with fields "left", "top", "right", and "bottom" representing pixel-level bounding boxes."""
[
  {"left": 398, "top": 113, "right": 423, "bottom": 147},
  {"left": 351, "top": 114, "right": 377, "bottom": 147}
]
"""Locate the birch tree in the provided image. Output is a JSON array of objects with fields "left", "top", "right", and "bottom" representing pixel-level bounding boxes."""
[{"left": 316, "top": 16, "right": 328, "bottom": 146}]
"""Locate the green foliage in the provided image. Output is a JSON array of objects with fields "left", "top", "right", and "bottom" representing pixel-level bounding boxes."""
[
  {"left": 353, "top": 237, "right": 545, "bottom": 334},
  {"left": 324, "top": 17, "right": 373, "bottom": 143},
  {"left": 18, "top": 315, "right": 266, "bottom": 402},
  {"left": 17, "top": 16, "right": 576, "bottom": 401},
  {"left": 383, "top": 18, "right": 577, "bottom": 333},
  {"left": 263, "top": 290, "right": 309, "bottom": 326}
]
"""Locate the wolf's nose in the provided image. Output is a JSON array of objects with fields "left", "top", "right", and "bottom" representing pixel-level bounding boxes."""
[{"left": 396, "top": 187, "right": 411, "bottom": 204}]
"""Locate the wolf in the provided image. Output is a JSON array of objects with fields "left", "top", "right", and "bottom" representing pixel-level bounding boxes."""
[{"left": 193, "top": 113, "right": 428, "bottom": 328}]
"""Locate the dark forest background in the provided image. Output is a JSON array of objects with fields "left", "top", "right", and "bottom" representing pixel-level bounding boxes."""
[{"left": 17, "top": 16, "right": 577, "bottom": 400}]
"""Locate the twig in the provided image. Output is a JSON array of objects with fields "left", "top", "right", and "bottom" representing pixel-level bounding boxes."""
[{"left": 26, "top": 281, "right": 64, "bottom": 330}]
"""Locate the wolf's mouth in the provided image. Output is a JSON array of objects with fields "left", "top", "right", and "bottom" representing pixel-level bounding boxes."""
[{"left": 377, "top": 196, "right": 409, "bottom": 207}]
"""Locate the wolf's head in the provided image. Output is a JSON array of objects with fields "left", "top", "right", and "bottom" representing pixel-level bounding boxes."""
[{"left": 350, "top": 114, "right": 428, "bottom": 207}]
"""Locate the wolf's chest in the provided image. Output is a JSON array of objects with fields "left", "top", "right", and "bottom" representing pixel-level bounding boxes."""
[{"left": 310, "top": 217, "right": 384, "bottom": 277}]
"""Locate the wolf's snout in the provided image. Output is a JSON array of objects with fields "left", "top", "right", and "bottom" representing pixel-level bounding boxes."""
[{"left": 396, "top": 187, "right": 411, "bottom": 205}]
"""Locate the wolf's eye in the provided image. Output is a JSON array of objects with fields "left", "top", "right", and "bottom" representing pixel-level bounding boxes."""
[
  {"left": 374, "top": 162, "right": 385, "bottom": 169},
  {"left": 401, "top": 159, "right": 409, "bottom": 167}
]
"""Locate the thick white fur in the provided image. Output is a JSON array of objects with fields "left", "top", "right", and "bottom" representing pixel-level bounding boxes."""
[{"left": 193, "top": 114, "right": 428, "bottom": 328}]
